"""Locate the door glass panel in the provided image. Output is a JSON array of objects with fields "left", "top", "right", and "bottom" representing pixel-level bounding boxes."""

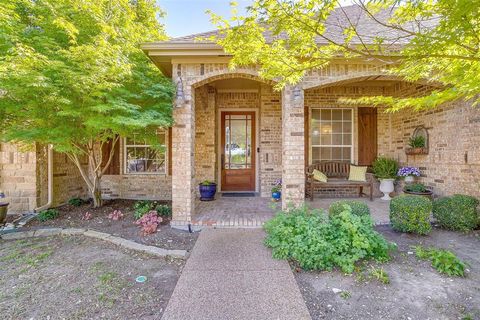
[{"left": 224, "top": 114, "right": 252, "bottom": 169}]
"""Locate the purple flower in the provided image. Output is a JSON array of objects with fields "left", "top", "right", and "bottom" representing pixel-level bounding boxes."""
[{"left": 397, "top": 166, "right": 421, "bottom": 177}]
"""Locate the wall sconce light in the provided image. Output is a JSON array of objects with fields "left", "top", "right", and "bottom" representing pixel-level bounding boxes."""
[
  {"left": 292, "top": 85, "right": 303, "bottom": 106},
  {"left": 175, "top": 77, "right": 185, "bottom": 106}
]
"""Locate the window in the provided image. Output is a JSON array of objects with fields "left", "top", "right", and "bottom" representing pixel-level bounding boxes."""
[
  {"left": 125, "top": 131, "right": 166, "bottom": 174},
  {"left": 310, "top": 108, "right": 353, "bottom": 163}
]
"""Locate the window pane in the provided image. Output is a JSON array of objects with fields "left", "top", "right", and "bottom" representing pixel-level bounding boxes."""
[
  {"left": 125, "top": 131, "right": 167, "bottom": 174},
  {"left": 320, "top": 123, "right": 332, "bottom": 134},
  {"left": 332, "top": 122, "right": 342, "bottom": 134},
  {"left": 321, "top": 109, "right": 331, "bottom": 120},
  {"left": 332, "top": 134, "right": 342, "bottom": 145},
  {"left": 312, "top": 147, "right": 321, "bottom": 163},
  {"left": 343, "top": 121, "right": 352, "bottom": 133},
  {"left": 343, "top": 109, "right": 352, "bottom": 120},
  {"left": 320, "top": 134, "right": 331, "bottom": 145},
  {"left": 343, "top": 147, "right": 352, "bottom": 161},
  {"left": 312, "top": 109, "right": 320, "bottom": 121},
  {"left": 332, "top": 147, "right": 342, "bottom": 160},
  {"left": 320, "top": 147, "right": 331, "bottom": 160},
  {"left": 343, "top": 134, "right": 352, "bottom": 145},
  {"left": 332, "top": 109, "right": 342, "bottom": 120}
]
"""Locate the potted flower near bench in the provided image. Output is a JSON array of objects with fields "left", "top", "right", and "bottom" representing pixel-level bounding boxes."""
[{"left": 372, "top": 157, "right": 399, "bottom": 201}]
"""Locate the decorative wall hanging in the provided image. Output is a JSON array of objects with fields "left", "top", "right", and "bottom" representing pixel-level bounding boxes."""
[{"left": 405, "top": 126, "right": 429, "bottom": 155}]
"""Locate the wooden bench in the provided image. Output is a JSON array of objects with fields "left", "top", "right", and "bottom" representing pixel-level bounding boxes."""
[{"left": 305, "top": 162, "right": 373, "bottom": 201}]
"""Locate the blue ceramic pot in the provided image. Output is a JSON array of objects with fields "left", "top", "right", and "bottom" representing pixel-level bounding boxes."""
[
  {"left": 199, "top": 183, "right": 217, "bottom": 201},
  {"left": 272, "top": 191, "right": 281, "bottom": 201}
]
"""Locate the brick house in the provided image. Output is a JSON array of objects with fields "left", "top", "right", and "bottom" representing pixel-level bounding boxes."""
[{"left": 1, "top": 7, "right": 479, "bottom": 227}]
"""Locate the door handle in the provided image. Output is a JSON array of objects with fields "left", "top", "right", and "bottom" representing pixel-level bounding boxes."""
[{"left": 221, "top": 154, "right": 225, "bottom": 168}]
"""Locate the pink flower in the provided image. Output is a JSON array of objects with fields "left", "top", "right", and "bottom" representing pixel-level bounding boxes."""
[
  {"left": 82, "top": 212, "right": 92, "bottom": 220},
  {"left": 135, "top": 211, "right": 162, "bottom": 235},
  {"left": 108, "top": 210, "right": 124, "bottom": 221}
]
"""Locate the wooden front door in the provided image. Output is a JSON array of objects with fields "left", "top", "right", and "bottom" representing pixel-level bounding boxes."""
[
  {"left": 221, "top": 111, "right": 256, "bottom": 191},
  {"left": 358, "top": 107, "right": 377, "bottom": 166}
]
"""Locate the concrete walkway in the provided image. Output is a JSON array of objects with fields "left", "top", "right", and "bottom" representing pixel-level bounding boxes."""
[{"left": 161, "top": 229, "right": 311, "bottom": 320}]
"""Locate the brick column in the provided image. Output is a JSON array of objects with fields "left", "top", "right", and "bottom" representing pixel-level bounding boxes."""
[
  {"left": 281, "top": 85, "right": 305, "bottom": 210},
  {"left": 171, "top": 80, "right": 195, "bottom": 227}
]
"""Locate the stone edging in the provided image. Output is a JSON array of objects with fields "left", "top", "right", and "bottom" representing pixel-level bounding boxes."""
[{"left": 0, "top": 228, "right": 188, "bottom": 259}]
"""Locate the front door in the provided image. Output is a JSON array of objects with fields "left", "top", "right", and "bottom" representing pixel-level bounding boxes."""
[
  {"left": 358, "top": 107, "right": 377, "bottom": 166},
  {"left": 221, "top": 111, "right": 256, "bottom": 191}
]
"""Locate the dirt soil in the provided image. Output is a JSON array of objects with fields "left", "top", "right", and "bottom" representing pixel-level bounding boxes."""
[
  {"left": 294, "top": 226, "right": 480, "bottom": 320},
  {"left": 0, "top": 236, "right": 183, "bottom": 319},
  {"left": 25, "top": 199, "right": 198, "bottom": 251}
]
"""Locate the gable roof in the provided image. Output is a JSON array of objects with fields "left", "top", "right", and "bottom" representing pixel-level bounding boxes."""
[
  {"left": 142, "top": 5, "right": 436, "bottom": 75},
  {"left": 154, "top": 5, "right": 433, "bottom": 46}
]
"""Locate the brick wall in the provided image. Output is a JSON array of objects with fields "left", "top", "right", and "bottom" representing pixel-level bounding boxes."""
[
  {"left": 378, "top": 83, "right": 480, "bottom": 198},
  {"left": 0, "top": 143, "right": 38, "bottom": 213}
]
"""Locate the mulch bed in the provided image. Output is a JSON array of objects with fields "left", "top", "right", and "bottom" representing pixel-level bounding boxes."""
[
  {"left": 294, "top": 226, "right": 480, "bottom": 320},
  {"left": 25, "top": 199, "right": 198, "bottom": 251}
]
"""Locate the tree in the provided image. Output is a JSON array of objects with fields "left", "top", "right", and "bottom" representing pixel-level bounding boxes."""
[
  {"left": 0, "top": 0, "right": 174, "bottom": 207},
  {"left": 208, "top": 0, "right": 480, "bottom": 111}
]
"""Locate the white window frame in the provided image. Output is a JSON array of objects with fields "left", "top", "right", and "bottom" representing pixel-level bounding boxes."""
[
  {"left": 123, "top": 130, "right": 167, "bottom": 175},
  {"left": 309, "top": 107, "right": 354, "bottom": 164}
]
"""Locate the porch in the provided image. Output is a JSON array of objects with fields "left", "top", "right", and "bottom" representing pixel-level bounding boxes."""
[{"left": 191, "top": 196, "right": 390, "bottom": 228}]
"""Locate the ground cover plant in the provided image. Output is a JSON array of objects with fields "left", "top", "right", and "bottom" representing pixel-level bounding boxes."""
[
  {"left": 414, "top": 246, "right": 467, "bottom": 277},
  {"left": 390, "top": 195, "right": 432, "bottom": 235},
  {"left": 433, "top": 194, "right": 479, "bottom": 231},
  {"left": 134, "top": 200, "right": 172, "bottom": 220},
  {"left": 36, "top": 209, "right": 59, "bottom": 222},
  {"left": 68, "top": 197, "right": 87, "bottom": 207},
  {"left": 264, "top": 205, "right": 394, "bottom": 273},
  {"left": 329, "top": 200, "right": 370, "bottom": 217}
]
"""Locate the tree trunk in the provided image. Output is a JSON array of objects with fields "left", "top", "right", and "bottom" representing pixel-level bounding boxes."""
[{"left": 92, "top": 182, "right": 103, "bottom": 208}]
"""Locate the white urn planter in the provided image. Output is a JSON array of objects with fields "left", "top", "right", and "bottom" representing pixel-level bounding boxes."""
[{"left": 379, "top": 179, "right": 395, "bottom": 200}]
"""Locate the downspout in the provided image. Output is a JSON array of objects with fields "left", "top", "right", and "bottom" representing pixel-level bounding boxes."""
[{"left": 34, "top": 144, "right": 53, "bottom": 213}]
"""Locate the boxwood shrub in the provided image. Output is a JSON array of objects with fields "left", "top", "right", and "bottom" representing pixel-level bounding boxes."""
[
  {"left": 264, "top": 205, "right": 394, "bottom": 273},
  {"left": 329, "top": 200, "right": 370, "bottom": 217},
  {"left": 433, "top": 194, "right": 479, "bottom": 231},
  {"left": 390, "top": 195, "right": 432, "bottom": 235}
]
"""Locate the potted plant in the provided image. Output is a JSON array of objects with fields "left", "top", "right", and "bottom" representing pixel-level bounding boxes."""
[
  {"left": 403, "top": 183, "right": 433, "bottom": 200},
  {"left": 397, "top": 166, "right": 421, "bottom": 183},
  {"left": 271, "top": 180, "right": 282, "bottom": 202},
  {"left": 406, "top": 135, "right": 427, "bottom": 155},
  {"left": 0, "top": 191, "right": 8, "bottom": 225},
  {"left": 199, "top": 180, "right": 217, "bottom": 201},
  {"left": 372, "top": 157, "right": 399, "bottom": 201}
]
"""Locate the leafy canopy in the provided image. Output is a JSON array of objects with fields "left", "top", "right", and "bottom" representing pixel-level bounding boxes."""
[
  {"left": 0, "top": 0, "right": 174, "bottom": 153},
  {"left": 208, "top": 0, "right": 480, "bottom": 111}
]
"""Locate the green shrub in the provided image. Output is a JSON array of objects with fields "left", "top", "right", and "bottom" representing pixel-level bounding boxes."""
[
  {"left": 133, "top": 200, "right": 172, "bottom": 220},
  {"left": 372, "top": 157, "right": 399, "bottom": 180},
  {"left": 404, "top": 183, "right": 428, "bottom": 193},
  {"left": 37, "top": 208, "right": 59, "bottom": 222},
  {"left": 390, "top": 195, "right": 432, "bottom": 235},
  {"left": 329, "top": 200, "right": 370, "bottom": 217},
  {"left": 415, "top": 246, "right": 466, "bottom": 277},
  {"left": 68, "top": 197, "right": 85, "bottom": 207},
  {"left": 433, "top": 194, "right": 479, "bottom": 231},
  {"left": 264, "top": 205, "right": 394, "bottom": 273},
  {"left": 155, "top": 204, "right": 172, "bottom": 218}
]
